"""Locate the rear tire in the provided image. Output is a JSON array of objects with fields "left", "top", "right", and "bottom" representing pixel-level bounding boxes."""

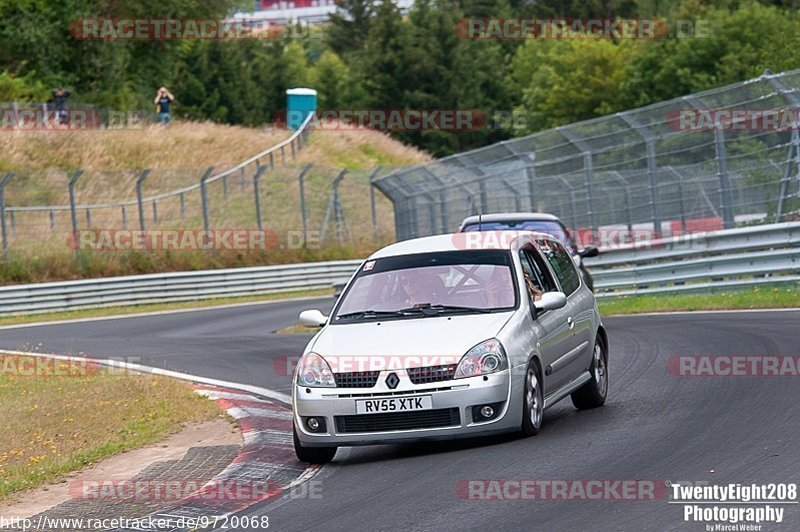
[
  {"left": 520, "top": 359, "right": 544, "bottom": 436},
  {"left": 293, "top": 425, "right": 337, "bottom": 464},
  {"left": 571, "top": 336, "right": 608, "bottom": 409}
]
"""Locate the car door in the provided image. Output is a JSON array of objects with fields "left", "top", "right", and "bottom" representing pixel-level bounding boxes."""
[
  {"left": 518, "top": 247, "right": 572, "bottom": 393},
  {"left": 534, "top": 238, "right": 594, "bottom": 388}
]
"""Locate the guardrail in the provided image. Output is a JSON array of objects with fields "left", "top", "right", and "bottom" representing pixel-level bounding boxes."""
[
  {"left": 586, "top": 222, "right": 800, "bottom": 296},
  {"left": 1, "top": 223, "right": 797, "bottom": 317},
  {"left": 0, "top": 260, "right": 361, "bottom": 316}
]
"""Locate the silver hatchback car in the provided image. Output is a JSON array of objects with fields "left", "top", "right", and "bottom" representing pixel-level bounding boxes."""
[{"left": 293, "top": 231, "right": 608, "bottom": 463}]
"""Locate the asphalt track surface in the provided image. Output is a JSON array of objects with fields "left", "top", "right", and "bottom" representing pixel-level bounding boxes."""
[{"left": 1, "top": 300, "right": 799, "bottom": 531}]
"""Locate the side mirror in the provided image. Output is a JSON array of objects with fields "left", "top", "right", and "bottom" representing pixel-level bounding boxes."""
[
  {"left": 299, "top": 309, "right": 328, "bottom": 328},
  {"left": 579, "top": 246, "right": 600, "bottom": 259},
  {"left": 534, "top": 291, "right": 567, "bottom": 312}
]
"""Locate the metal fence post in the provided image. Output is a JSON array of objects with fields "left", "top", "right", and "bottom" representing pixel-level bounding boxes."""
[
  {"left": 526, "top": 166, "right": 536, "bottom": 211},
  {"left": 502, "top": 179, "right": 522, "bottom": 211},
  {"left": 297, "top": 163, "right": 313, "bottom": 239},
  {"left": 136, "top": 169, "right": 151, "bottom": 232},
  {"left": 689, "top": 96, "right": 735, "bottom": 229},
  {"left": 49, "top": 209, "right": 55, "bottom": 233},
  {"left": 609, "top": 171, "right": 633, "bottom": 237},
  {"left": 320, "top": 169, "right": 348, "bottom": 244},
  {"left": 438, "top": 190, "right": 448, "bottom": 233},
  {"left": 152, "top": 201, "right": 158, "bottom": 224},
  {"left": 121, "top": 206, "right": 127, "bottom": 229},
  {"left": 665, "top": 166, "right": 688, "bottom": 234},
  {"left": 85, "top": 209, "right": 91, "bottom": 228},
  {"left": 252, "top": 165, "right": 268, "bottom": 231},
  {"left": 367, "top": 165, "right": 383, "bottom": 241},
  {"left": 479, "top": 179, "right": 489, "bottom": 213},
  {"left": 764, "top": 71, "right": 800, "bottom": 223},
  {"left": 68, "top": 170, "right": 83, "bottom": 261},
  {"left": 558, "top": 127, "right": 597, "bottom": 243},
  {"left": 223, "top": 175, "right": 228, "bottom": 199},
  {"left": 583, "top": 152, "right": 597, "bottom": 244},
  {"left": 775, "top": 129, "right": 799, "bottom": 223},
  {"left": 200, "top": 166, "right": 214, "bottom": 234},
  {"left": 714, "top": 126, "right": 735, "bottom": 229},
  {"left": 179, "top": 192, "right": 185, "bottom": 217},
  {"left": 0, "top": 173, "right": 12, "bottom": 257}
]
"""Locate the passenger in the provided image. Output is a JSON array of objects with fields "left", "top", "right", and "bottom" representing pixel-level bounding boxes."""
[{"left": 522, "top": 270, "right": 543, "bottom": 302}]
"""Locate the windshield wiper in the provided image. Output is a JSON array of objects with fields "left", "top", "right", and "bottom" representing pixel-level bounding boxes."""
[
  {"left": 400, "top": 304, "right": 493, "bottom": 316},
  {"left": 335, "top": 309, "right": 417, "bottom": 320}
]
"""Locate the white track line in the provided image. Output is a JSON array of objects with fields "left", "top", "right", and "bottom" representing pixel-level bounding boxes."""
[
  {"left": 606, "top": 307, "right": 800, "bottom": 318},
  {"left": 0, "top": 294, "right": 329, "bottom": 331},
  {"left": 0, "top": 348, "right": 291, "bottom": 405}
]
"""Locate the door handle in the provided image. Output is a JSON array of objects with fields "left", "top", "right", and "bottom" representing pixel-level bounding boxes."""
[{"left": 567, "top": 316, "right": 575, "bottom": 330}]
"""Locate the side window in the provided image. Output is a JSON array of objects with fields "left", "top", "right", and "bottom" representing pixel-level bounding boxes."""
[
  {"left": 517, "top": 249, "right": 557, "bottom": 303},
  {"left": 523, "top": 249, "right": 557, "bottom": 293},
  {"left": 537, "top": 239, "right": 581, "bottom": 295},
  {"left": 517, "top": 250, "right": 542, "bottom": 302}
]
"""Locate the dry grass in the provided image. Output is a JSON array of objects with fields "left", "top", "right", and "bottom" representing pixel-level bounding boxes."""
[
  {"left": 0, "top": 120, "right": 428, "bottom": 285},
  {"left": 0, "top": 355, "right": 221, "bottom": 500}
]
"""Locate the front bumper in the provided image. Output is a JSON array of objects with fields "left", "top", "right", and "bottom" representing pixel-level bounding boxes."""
[{"left": 293, "top": 370, "right": 516, "bottom": 446}]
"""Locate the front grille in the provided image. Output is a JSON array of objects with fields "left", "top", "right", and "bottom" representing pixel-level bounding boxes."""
[
  {"left": 335, "top": 408, "right": 460, "bottom": 433},
  {"left": 407, "top": 364, "right": 457, "bottom": 384},
  {"left": 334, "top": 371, "right": 380, "bottom": 388}
]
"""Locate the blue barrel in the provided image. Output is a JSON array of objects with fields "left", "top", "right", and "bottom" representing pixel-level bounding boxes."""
[{"left": 286, "top": 88, "right": 317, "bottom": 130}]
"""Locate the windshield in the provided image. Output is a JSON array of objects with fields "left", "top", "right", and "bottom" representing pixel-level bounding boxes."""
[
  {"left": 333, "top": 250, "right": 517, "bottom": 322},
  {"left": 462, "top": 220, "right": 577, "bottom": 252}
]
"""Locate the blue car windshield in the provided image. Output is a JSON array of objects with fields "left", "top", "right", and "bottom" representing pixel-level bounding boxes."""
[{"left": 462, "top": 220, "right": 576, "bottom": 252}]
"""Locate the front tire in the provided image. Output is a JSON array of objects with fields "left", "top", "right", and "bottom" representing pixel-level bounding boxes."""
[
  {"left": 293, "top": 425, "right": 337, "bottom": 464},
  {"left": 571, "top": 336, "right": 608, "bottom": 409},
  {"left": 520, "top": 359, "right": 544, "bottom": 436}
]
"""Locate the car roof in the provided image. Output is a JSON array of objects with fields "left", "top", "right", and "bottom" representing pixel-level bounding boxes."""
[
  {"left": 459, "top": 212, "right": 562, "bottom": 228},
  {"left": 368, "top": 231, "right": 557, "bottom": 260}
]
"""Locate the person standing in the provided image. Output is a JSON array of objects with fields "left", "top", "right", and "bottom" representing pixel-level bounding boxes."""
[
  {"left": 154, "top": 87, "right": 174, "bottom": 124},
  {"left": 52, "top": 87, "right": 71, "bottom": 124}
]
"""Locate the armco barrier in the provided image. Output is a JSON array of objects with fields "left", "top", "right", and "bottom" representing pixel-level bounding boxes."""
[
  {"left": 1, "top": 223, "right": 798, "bottom": 316},
  {"left": 0, "top": 260, "right": 361, "bottom": 316},
  {"left": 587, "top": 222, "right": 800, "bottom": 296}
]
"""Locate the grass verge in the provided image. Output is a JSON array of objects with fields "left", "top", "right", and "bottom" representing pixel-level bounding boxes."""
[
  {"left": 273, "top": 287, "right": 800, "bottom": 333},
  {"left": 0, "top": 287, "right": 333, "bottom": 327},
  {"left": 598, "top": 286, "right": 800, "bottom": 315},
  {"left": 0, "top": 355, "right": 221, "bottom": 500}
]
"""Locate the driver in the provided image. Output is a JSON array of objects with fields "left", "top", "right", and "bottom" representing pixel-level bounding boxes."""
[
  {"left": 397, "top": 269, "right": 444, "bottom": 307},
  {"left": 484, "top": 267, "right": 515, "bottom": 308}
]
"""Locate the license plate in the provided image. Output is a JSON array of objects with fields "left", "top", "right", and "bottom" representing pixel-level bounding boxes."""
[{"left": 355, "top": 395, "right": 433, "bottom": 414}]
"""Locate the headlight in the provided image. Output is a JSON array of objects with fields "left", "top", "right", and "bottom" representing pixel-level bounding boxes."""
[
  {"left": 455, "top": 339, "right": 507, "bottom": 379},
  {"left": 296, "top": 352, "right": 335, "bottom": 387}
]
